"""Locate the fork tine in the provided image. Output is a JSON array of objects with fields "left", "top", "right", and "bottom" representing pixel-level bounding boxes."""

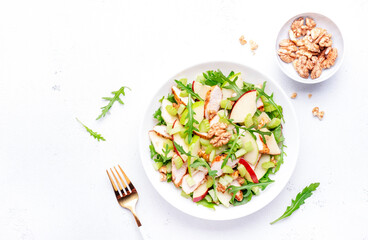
[
  {"left": 106, "top": 170, "right": 118, "bottom": 192},
  {"left": 114, "top": 166, "right": 128, "bottom": 192},
  {"left": 118, "top": 165, "right": 136, "bottom": 192},
  {"left": 110, "top": 168, "right": 124, "bottom": 194}
]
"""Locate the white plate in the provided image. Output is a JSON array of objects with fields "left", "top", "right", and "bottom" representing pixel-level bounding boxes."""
[
  {"left": 139, "top": 61, "right": 299, "bottom": 220},
  {"left": 276, "top": 12, "right": 344, "bottom": 84}
]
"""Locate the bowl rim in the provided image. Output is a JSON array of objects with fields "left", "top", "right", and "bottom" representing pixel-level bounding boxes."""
[
  {"left": 139, "top": 60, "right": 300, "bottom": 220},
  {"left": 275, "top": 12, "right": 345, "bottom": 84}
]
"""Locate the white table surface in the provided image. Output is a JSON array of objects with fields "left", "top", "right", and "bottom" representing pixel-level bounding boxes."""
[{"left": 1, "top": 0, "right": 367, "bottom": 239}]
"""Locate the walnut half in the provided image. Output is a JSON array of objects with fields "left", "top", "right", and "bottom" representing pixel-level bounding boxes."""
[{"left": 207, "top": 122, "right": 231, "bottom": 147}]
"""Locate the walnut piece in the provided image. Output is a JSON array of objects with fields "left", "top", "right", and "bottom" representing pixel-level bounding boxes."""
[
  {"left": 321, "top": 47, "right": 338, "bottom": 69},
  {"left": 293, "top": 56, "right": 309, "bottom": 78},
  {"left": 310, "top": 59, "right": 323, "bottom": 79},
  {"left": 208, "top": 122, "right": 232, "bottom": 147},
  {"left": 312, "top": 107, "right": 319, "bottom": 116},
  {"left": 308, "top": 93, "right": 312, "bottom": 98},
  {"left": 160, "top": 173, "right": 167, "bottom": 182},
  {"left": 159, "top": 165, "right": 167, "bottom": 174},
  {"left": 290, "top": 92, "right": 297, "bottom": 99},
  {"left": 217, "top": 182, "right": 226, "bottom": 193},
  {"left": 198, "top": 149, "right": 210, "bottom": 162},
  {"left": 239, "top": 35, "right": 247, "bottom": 45},
  {"left": 249, "top": 40, "right": 258, "bottom": 51}
]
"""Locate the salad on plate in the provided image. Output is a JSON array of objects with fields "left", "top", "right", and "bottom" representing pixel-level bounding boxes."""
[{"left": 149, "top": 70, "right": 285, "bottom": 209}]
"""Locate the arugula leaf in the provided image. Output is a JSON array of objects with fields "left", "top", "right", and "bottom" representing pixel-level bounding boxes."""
[
  {"left": 96, "top": 86, "right": 130, "bottom": 120},
  {"left": 184, "top": 93, "right": 199, "bottom": 144},
  {"left": 227, "top": 180, "right": 275, "bottom": 194},
  {"left": 202, "top": 70, "right": 244, "bottom": 101},
  {"left": 221, "top": 128, "right": 241, "bottom": 168},
  {"left": 273, "top": 144, "right": 286, "bottom": 173},
  {"left": 76, "top": 118, "right": 106, "bottom": 141},
  {"left": 149, "top": 143, "right": 157, "bottom": 158},
  {"left": 256, "top": 82, "right": 284, "bottom": 122},
  {"left": 196, "top": 199, "right": 216, "bottom": 210},
  {"left": 153, "top": 107, "right": 165, "bottom": 125},
  {"left": 227, "top": 119, "right": 271, "bottom": 143},
  {"left": 150, "top": 142, "right": 172, "bottom": 164},
  {"left": 190, "top": 158, "right": 217, "bottom": 177},
  {"left": 166, "top": 93, "right": 177, "bottom": 103},
  {"left": 270, "top": 182, "right": 320, "bottom": 224},
  {"left": 232, "top": 188, "right": 253, "bottom": 206},
  {"left": 174, "top": 80, "right": 203, "bottom": 101},
  {"left": 272, "top": 125, "right": 285, "bottom": 143}
]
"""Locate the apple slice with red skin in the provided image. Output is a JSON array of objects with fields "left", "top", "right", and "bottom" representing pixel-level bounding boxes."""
[
  {"left": 239, "top": 158, "right": 259, "bottom": 183},
  {"left": 192, "top": 181, "right": 209, "bottom": 202},
  {"left": 229, "top": 90, "right": 257, "bottom": 123}
]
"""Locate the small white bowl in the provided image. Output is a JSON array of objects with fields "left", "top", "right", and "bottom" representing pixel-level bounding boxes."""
[{"left": 275, "top": 12, "right": 344, "bottom": 84}]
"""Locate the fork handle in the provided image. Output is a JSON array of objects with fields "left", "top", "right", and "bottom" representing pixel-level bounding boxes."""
[{"left": 138, "top": 225, "right": 151, "bottom": 240}]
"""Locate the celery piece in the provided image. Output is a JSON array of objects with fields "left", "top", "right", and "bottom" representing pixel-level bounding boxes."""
[
  {"left": 191, "top": 135, "right": 200, "bottom": 144},
  {"left": 208, "top": 189, "right": 218, "bottom": 203},
  {"left": 153, "top": 162, "right": 163, "bottom": 171},
  {"left": 267, "top": 118, "right": 281, "bottom": 129},
  {"left": 177, "top": 104, "right": 185, "bottom": 115},
  {"left": 252, "top": 186, "right": 260, "bottom": 195},
  {"left": 235, "top": 148, "right": 247, "bottom": 158},
  {"left": 237, "top": 164, "right": 246, "bottom": 177},
  {"left": 230, "top": 133, "right": 237, "bottom": 142},
  {"left": 222, "top": 165, "right": 234, "bottom": 174},
  {"left": 252, "top": 115, "right": 259, "bottom": 128},
  {"left": 192, "top": 101, "right": 204, "bottom": 109},
  {"left": 198, "top": 119, "right": 210, "bottom": 133},
  {"left": 243, "top": 141, "right": 254, "bottom": 152},
  {"left": 196, "top": 75, "right": 205, "bottom": 83},
  {"left": 205, "top": 145, "right": 214, "bottom": 154},
  {"left": 200, "top": 138, "right": 210, "bottom": 146},
  {"left": 206, "top": 177, "right": 214, "bottom": 188},
  {"left": 166, "top": 162, "right": 172, "bottom": 173},
  {"left": 180, "top": 91, "right": 189, "bottom": 97},
  {"left": 165, "top": 105, "right": 177, "bottom": 116},
  {"left": 180, "top": 109, "right": 188, "bottom": 125},
  {"left": 262, "top": 161, "right": 276, "bottom": 170},
  {"left": 244, "top": 113, "right": 253, "bottom": 128},
  {"left": 220, "top": 99, "right": 232, "bottom": 110},
  {"left": 173, "top": 156, "right": 183, "bottom": 169},
  {"left": 218, "top": 111, "right": 229, "bottom": 124},
  {"left": 186, "top": 176, "right": 196, "bottom": 187},
  {"left": 204, "top": 194, "right": 213, "bottom": 203},
  {"left": 179, "top": 128, "right": 187, "bottom": 138},
  {"left": 164, "top": 139, "right": 173, "bottom": 150},
  {"left": 209, "top": 150, "right": 216, "bottom": 162},
  {"left": 181, "top": 190, "right": 191, "bottom": 199},
  {"left": 219, "top": 175, "right": 234, "bottom": 187},
  {"left": 179, "top": 78, "right": 187, "bottom": 85}
]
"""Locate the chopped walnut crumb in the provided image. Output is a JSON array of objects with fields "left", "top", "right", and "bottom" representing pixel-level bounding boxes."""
[
  {"left": 312, "top": 107, "right": 324, "bottom": 120},
  {"left": 239, "top": 35, "right": 247, "bottom": 45},
  {"left": 160, "top": 173, "right": 167, "bottom": 182},
  {"left": 235, "top": 190, "right": 243, "bottom": 201},
  {"left": 236, "top": 177, "right": 245, "bottom": 185},
  {"left": 159, "top": 165, "right": 167, "bottom": 174},
  {"left": 230, "top": 170, "right": 239, "bottom": 179},
  {"left": 198, "top": 149, "right": 210, "bottom": 162},
  {"left": 208, "top": 122, "right": 231, "bottom": 147},
  {"left": 291, "top": 92, "right": 297, "bottom": 99},
  {"left": 308, "top": 93, "right": 312, "bottom": 98},
  {"left": 249, "top": 40, "right": 258, "bottom": 51},
  {"left": 217, "top": 182, "right": 226, "bottom": 193}
]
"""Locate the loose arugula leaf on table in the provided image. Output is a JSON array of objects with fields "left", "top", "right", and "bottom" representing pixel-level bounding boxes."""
[
  {"left": 184, "top": 93, "right": 199, "bottom": 144},
  {"left": 76, "top": 118, "right": 106, "bottom": 141},
  {"left": 174, "top": 80, "right": 203, "bottom": 101},
  {"left": 153, "top": 107, "right": 165, "bottom": 125},
  {"left": 96, "top": 86, "right": 130, "bottom": 120},
  {"left": 270, "top": 182, "right": 320, "bottom": 225},
  {"left": 256, "top": 82, "right": 284, "bottom": 122}
]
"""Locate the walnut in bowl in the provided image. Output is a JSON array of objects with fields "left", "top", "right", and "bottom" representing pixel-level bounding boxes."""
[{"left": 275, "top": 13, "right": 344, "bottom": 84}]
